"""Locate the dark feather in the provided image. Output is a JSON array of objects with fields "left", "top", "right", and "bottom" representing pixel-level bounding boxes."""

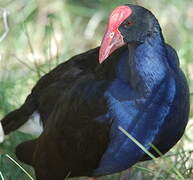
[{"left": 1, "top": 5, "right": 189, "bottom": 180}]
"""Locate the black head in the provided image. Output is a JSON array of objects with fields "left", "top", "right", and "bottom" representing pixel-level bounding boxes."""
[
  {"left": 119, "top": 4, "right": 158, "bottom": 44},
  {"left": 99, "top": 4, "right": 160, "bottom": 63}
]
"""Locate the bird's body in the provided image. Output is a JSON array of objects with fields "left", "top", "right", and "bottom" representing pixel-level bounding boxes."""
[{"left": 0, "top": 4, "right": 189, "bottom": 180}]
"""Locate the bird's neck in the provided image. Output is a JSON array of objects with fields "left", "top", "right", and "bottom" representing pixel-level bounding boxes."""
[{"left": 116, "top": 30, "right": 168, "bottom": 96}]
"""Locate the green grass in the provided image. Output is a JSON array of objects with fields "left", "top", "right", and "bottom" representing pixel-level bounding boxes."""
[{"left": 0, "top": 0, "right": 193, "bottom": 179}]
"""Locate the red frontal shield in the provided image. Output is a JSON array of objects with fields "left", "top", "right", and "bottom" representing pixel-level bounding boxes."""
[{"left": 99, "top": 6, "right": 132, "bottom": 63}]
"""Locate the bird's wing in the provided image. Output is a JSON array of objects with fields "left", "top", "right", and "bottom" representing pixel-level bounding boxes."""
[
  {"left": 92, "top": 68, "right": 177, "bottom": 176},
  {"left": 1, "top": 47, "right": 100, "bottom": 134},
  {"left": 16, "top": 75, "right": 112, "bottom": 179},
  {"left": 140, "top": 44, "right": 189, "bottom": 161},
  {"left": 31, "top": 47, "right": 100, "bottom": 94}
]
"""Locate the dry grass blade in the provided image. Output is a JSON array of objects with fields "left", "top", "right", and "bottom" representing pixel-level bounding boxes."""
[
  {"left": 5, "top": 154, "right": 34, "bottom": 180},
  {"left": 118, "top": 126, "right": 185, "bottom": 180},
  {"left": 0, "top": 8, "right": 9, "bottom": 43},
  {"left": 0, "top": 171, "right": 5, "bottom": 180}
]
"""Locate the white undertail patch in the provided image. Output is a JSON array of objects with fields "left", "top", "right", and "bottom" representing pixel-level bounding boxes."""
[
  {"left": 19, "top": 111, "right": 43, "bottom": 136},
  {"left": 0, "top": 121, "right": 5, "bottom": 143}
]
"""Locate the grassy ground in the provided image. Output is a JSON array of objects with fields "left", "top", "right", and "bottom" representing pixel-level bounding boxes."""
[{"left": 0, "top": 0, "right": 193, "bottom": 179}]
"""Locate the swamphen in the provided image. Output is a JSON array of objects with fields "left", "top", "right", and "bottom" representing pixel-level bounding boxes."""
[{"left": 0, "top": 4, "right": 189, "bottom": 180}]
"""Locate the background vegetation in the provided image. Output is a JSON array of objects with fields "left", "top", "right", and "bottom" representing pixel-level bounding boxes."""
[{"left": 0, "top": 0, "right": 193, "bottom": 179}]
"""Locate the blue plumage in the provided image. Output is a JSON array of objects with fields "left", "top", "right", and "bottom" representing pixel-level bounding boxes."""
[
  {"left": 93, "top": 20, "right": 189, "bottom": 176},
  {"left": 1, "top": 4, "right": 189, "bottom": 180}
]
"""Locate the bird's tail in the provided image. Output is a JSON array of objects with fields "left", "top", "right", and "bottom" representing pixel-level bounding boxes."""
[{"left": 1, "top": 94, "right": 37, "bottom": 135}]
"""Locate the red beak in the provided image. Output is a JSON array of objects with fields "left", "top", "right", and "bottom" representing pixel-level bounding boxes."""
[
  {"left": 99, "top": 6, "right": 132, "bottom": 63},
  {"left": 99, "top": 29, "right": 125, "bottom": 63}
]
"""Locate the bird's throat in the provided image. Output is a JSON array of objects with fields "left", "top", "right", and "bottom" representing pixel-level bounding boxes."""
[{"left": 117, "top": 35, "right": 168, "bottom": 96}]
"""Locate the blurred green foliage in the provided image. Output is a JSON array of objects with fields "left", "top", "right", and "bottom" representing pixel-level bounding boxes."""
[{"left": 0, "top": 0, "right": 193, "bottom": 179}]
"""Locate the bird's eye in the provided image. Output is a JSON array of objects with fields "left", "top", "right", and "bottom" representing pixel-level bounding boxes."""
[
  {"left": 123, "top": 21, "right": 133, "bottom": 28},
  {"left": 128, "top": 21, "right": 133, "bottom": 25}
]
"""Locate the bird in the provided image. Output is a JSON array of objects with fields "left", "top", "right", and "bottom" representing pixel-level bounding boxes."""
[{"left": 0, "top": 4, "right": 189, "bottom": 180}]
